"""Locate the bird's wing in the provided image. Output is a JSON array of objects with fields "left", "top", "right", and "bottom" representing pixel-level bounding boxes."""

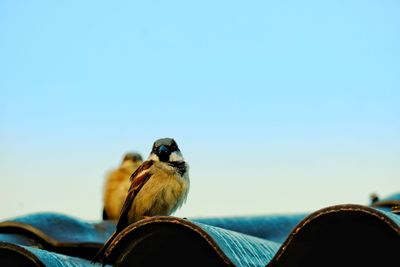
[{"left": 116, "top": 160, "right": 154, "bottom": 231}]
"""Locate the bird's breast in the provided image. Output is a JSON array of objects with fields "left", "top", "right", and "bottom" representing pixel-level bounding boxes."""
[{"left": 128, "top": 168, "right": 189, "bottom": 223}]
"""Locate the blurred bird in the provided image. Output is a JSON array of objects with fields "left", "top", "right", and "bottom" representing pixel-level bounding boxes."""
[
  {"left": 102, "top": 152, "right": 143, "bottom": 220},
  {"left": 93, "top": 138, "right": 190, "bottom": 264}
]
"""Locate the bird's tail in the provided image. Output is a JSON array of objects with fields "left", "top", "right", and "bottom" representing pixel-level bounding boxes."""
[{"left": 92, "top": 231, "right": 118, "bottom": 266}]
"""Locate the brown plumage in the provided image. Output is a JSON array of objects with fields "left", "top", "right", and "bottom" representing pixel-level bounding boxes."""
[
  {"left": 102, "top": 152, "right": 143, "bottom": 220},
  {"left": 93, "top": 138, "right": 190, "bottom": 265}
]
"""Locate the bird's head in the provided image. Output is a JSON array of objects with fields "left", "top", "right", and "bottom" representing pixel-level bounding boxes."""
[
  {"left": 149, "top": 138, "right": 183, "bottom": 162},
  {"left": 122, "top": 152, "right": 143, "bottom": 163}
]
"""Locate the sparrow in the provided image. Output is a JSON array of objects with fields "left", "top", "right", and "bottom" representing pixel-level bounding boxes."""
[
  {"left": 102, "top": 152, "right": 143, "bottom": 220},
  {"left": 93, "top": 138, "right": 190, "bottom": 264}
]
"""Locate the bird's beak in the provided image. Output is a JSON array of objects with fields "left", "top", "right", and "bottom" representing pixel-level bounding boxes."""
[{"left": 157, "top": 145, "right": 170, "bottom": 162}]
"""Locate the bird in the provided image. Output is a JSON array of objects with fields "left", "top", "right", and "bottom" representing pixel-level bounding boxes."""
[
  {"left": 93, "top": 138, "right": 190, "bottom": 264},
  {"left": 102, "top": 152, "right": 143, "bottom": 220}
]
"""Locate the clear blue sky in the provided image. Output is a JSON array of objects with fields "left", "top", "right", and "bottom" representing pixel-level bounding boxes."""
[{"left": 1, "top": 1, "right": 399, "bottom": 220}]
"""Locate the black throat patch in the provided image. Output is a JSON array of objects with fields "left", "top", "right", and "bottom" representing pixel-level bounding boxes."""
[{"left": 168, "top": 161, "right": 187, "bottom": 176}]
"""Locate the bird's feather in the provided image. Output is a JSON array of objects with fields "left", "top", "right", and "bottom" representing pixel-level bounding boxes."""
[
  {"left": 93, "top": 160, "right": 154, "bottom": 264},
  {"left": 117, "top": 160, "right": 154, "bottom": 231}
]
